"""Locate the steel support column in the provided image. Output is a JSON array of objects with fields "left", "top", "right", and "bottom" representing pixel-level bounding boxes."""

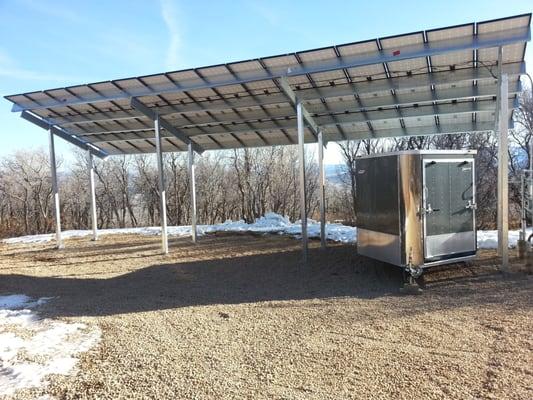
[
  {"left": 188, "top": 142, "right": 197, "bottom": 243},
  {"left": 496, "top": 46, "right": 509, "bottom": 271},
  {"left": 318, "top": 131, "right": 326, "bottom": 249},
  {"left": 154, "top": 114, "right": 169, "bottom": 254},
  {"left": 87, "top": 150, "right": 98, "bottom": 241},
  {"left": 48, "top": 128, "right": 63, "bottom": 249},
  {"left": 297, "top": 102, "right": 308, "bottom": 261}
]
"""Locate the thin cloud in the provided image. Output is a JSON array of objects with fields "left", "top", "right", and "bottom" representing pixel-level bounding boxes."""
[
  {"left": 0, "top": 67, "right": 77, "bottom": 83},
  {"left": 16, "top": 0, "right": 84, "bottom": 24},
  {"left": 248, "top": 1, "right": 281, "bottom": 26},
  {"left": 160, "top": 0, "right": 182, "bottom": 70},
  {"left": 0, "top": 48, "right": 83, "bottom": 89}
]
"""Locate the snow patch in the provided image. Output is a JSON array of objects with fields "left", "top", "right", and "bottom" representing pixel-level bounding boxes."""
[
  {"left": 0, "top": 295, "right": 100, "bottom": 396},
  {"left": 476, "top": 229, "right": 531, "bottom": 250},
  {"left": 2, "top": 212, "right": 357, "bottom": 245},
  {"left": 1, "top": 212, "right": 525, "bottom": 249}
]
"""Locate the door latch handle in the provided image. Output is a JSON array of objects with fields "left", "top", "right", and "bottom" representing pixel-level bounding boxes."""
[
  {"left": 465, "top": 200, "right": 477, "bottom": 210},
  {"left": 424, "top": 204, "right": 440, "bottom": 214}
]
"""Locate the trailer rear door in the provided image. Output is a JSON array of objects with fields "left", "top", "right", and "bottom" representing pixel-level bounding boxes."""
[{"left": 423, "top": 158, "right": 476, "bottom": 261}]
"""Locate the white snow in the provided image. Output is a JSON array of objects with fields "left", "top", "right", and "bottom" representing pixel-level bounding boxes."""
[
  {"left": 0, "top": 212, "right": 526, "bottom": 249},
  {"left": 1, "top": 212, "right": 357, "bottom": 245},
  {"left": 0, "top": 295, "right": 100, "bottom": 396},
  {"left": 476, "top": 229, "right": 531, "bottom": 249}
]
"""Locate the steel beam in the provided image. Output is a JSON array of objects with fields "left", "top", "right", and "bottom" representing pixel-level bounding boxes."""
[
  {"left": 81, "top": 120, "right": 499, "bottom": 155},
  {"left": 131, "top": 97, "right": 204, "bottom": 154},
  {"left": 78, "top": 97, "right": 513, "bottom": 138},
  {"left": 82, "top": 100, "right": 507, "bottom": 143},
  {"left": 84, "top": 120, "right": 500, "bottom": 153},
  {"left": 188, "top": 142, "right": 197, "bottom": 243},
  {"left": 87, "top": 150, "right": 98, "bottom": 241},
  {"left": 21, "top": 111, "right": 108, "bottom": 158},
  {"left": 341, "top": 120, "right": 499, "bottom": 140},
  {"left": 278, "top": 77, "right": 320, "bottom": 137},
  {"left": 318, "top": 131, "right": 326, "bottom": 250},
  {"left": 10, "top": 25, "right": 530, "bottom": 112},
  {"left": 48, "top": 129, "right": 63, "bottom": 249},
  {"left": 154, "top": 114, "right": 169, "bottom": 254},
  {"left": 496, "top": 46, "right": 509, "bottom": 271},
  {"left": 51, "top": 65, "right": 524, "bottom": 127},
  {"left": 297, "top": 102, "right": 308, "bottom": 261}
]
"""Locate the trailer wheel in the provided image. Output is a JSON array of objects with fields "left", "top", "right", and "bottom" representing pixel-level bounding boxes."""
[
  {"left": 400, "top": 268, "right": 424, "bottom": 294},
  {"left": 415, "top": 273, "right": 426, "bottom": 288},
  {"left": 402, "top": 269, "right": 408, "bottom": 284}
]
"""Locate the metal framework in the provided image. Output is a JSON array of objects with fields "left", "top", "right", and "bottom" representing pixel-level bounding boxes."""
[
  {"left": 5, "top": 14, "right": 531, "bottom": 265},
  {"left": 87, "top": 150, "right": 98, "bottom": 241}
]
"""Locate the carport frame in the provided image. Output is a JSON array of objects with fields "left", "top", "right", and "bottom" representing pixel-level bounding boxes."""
[
  {"left": 6, "top": 15, "right": 530, "bottom": 269},
  {"left": 129, "top": 97, "right": 203, "bottom": 252}
]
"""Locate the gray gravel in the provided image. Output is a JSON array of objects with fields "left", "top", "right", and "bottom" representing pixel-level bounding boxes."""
[{"left": 1, "top": 233, "right": 532, "bottom": 399}]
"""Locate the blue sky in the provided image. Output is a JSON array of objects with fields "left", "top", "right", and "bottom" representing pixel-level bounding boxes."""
[{"left": 0, "top": 0, "right": 531, "bottom": 164}]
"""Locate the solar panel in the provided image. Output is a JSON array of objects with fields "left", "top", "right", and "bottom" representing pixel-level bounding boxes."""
[{"left": 4, "top": 14, "right": 531, "bottom": 156}]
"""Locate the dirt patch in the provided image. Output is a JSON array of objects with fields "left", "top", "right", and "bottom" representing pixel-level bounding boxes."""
[{"left": 1, "top": 233, "right": 532, "bottom": 399}]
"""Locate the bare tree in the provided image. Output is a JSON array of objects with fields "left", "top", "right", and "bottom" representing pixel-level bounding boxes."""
[{"left": 1, "top": 114, "right": 531, "bottom": 238}]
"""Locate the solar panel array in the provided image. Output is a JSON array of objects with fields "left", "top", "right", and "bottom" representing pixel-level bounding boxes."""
[{"left": 5, "top": 14, "right": 531, "bottom": 156}]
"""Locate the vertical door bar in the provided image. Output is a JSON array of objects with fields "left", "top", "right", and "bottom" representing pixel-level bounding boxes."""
[
  {"left": 48, "top": 128, "right": 63, "bottom": 249},
  {"left": 188, "top": 142, "right": 197, "bottom": 243},
  {"left": 87, "top": 150, "right": 98, "bottom": 241},
  {"left": 297, "top": 102, "right": 308, "bottom": 261},
  {"left": 318, "top": 131, "right": 326, "bottom": 249},
  {"left": 154, "top": 114, "right": 169, "bottom": 254},
  {"left": 495, "top": 46, "right": 509, "bottom": 270}
]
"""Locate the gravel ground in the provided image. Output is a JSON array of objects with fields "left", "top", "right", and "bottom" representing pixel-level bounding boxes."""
[{"left": 0, "top": 233, "right": 532, "bottom": 400}]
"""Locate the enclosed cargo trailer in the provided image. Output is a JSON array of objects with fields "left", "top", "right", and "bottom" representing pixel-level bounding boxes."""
[{"left": 356, "top": 150, "right": 477, "bottom": 273}]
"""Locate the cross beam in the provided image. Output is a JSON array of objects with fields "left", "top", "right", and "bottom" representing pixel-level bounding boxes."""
[
  {"left": 52, "top": 74, "right": 523, "bottom": 127},
  {"left": 277, "top": 77, "right": 320, "bottom": 139},
  {"left": 73, "top": 97, "right": 512, "bottom": 139},
  {"left": 130, "top": 97, "right": 204, "bottom": 154},
  {"left": 20, "top": 111, "right": 108, "bottom": 158}
]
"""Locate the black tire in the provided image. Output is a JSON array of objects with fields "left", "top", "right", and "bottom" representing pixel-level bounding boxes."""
[
  {"left": 402, "top": 269, "right": 410, "bottom": 284},
  {"left": 415, "top": 273, "right": 426, "bottom": 288}
]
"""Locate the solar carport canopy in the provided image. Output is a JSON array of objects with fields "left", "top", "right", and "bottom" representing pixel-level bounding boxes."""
[{"left": 5, "top": 14, "right": 531, "bottom": 158}]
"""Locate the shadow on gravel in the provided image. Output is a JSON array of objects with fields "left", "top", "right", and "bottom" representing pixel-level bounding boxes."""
[{"left": 1, "top": 235, "right": 528, "bottom": 319}]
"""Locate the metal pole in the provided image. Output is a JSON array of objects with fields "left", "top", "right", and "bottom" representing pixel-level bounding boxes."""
[
  {"left": 154, "top": 114, "right": 169, "bottom": 254},
  {"left": 496, "top": 44, "right": 509, "bottom": 270},
  {"left": 48, "top": 128, "right": 63, "bottom": 249},
  {"left": 318, "top": 131, "right": 326, "bottom": 249},
  {"left": 495, "top": 47, "right": 502, "bottom": 257},
  {"left": 525, "top": 74, "right": 533, "bottom": 236},
  {"left": 297, "top": 102, "right": 308, "bottom": 261},
  {"left": 521, "top": 172, "right": 526, "bottom": 240},
  {"left": 87, "top": 150, "right": 98, "bottom": 241},
  {"left": 188, "top": 142, "right": 197, "bottom": 243}
]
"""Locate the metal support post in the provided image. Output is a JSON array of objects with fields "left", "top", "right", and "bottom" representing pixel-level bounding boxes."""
[
  {"left": 496, "top": 46, "right": 509, "bottom": 270},
  {"left": 521, "top": 172, "right": 526, "bottom": 240},
  {"left": 522, "top": 73, "right": 533, "bottom": 234},
  {"left": 48, "top": 128, "right": 63, "bottom": 249},
  {"left": 87, "top": 150, "right": 98, "bottom": 241},
  {"left": 188, "top": 142, "right": 197, "bottom": 243},
  {"left": 154, "top": 114, "right": 169, "bottom": 254},
  {"left": 318, "top": 131, "right": 326, "bottom": 249},
  {"left": 297, "top": 102, "right": 308, "bottom": 261}
]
